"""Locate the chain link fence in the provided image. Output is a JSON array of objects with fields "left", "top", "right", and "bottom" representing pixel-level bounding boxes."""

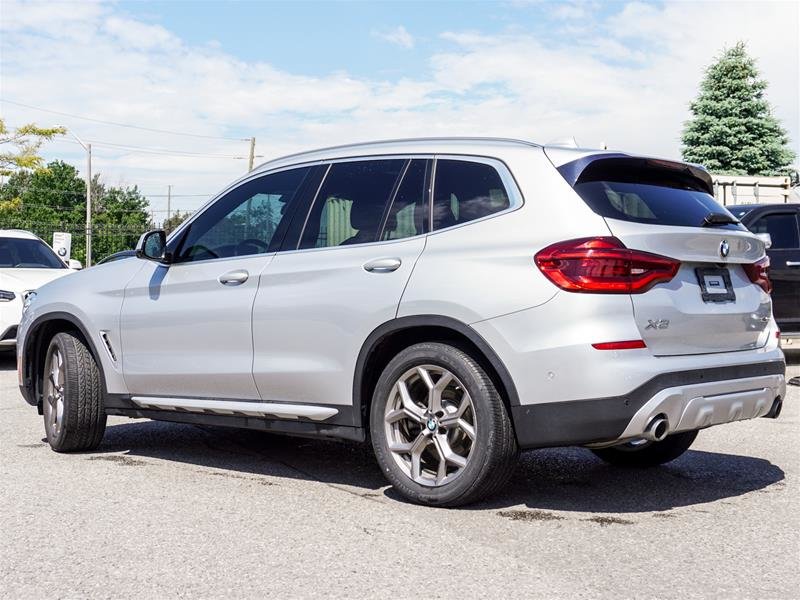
[{"left": 8, "top": 222, "right": 147, "bottom": 265}]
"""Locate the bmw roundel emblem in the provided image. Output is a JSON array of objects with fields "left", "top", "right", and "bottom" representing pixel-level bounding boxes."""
[{"left": 719, "top": 239, "right": 730, "bottom": 258}]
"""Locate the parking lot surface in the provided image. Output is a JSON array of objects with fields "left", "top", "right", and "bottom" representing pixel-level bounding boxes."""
[{"left": 2, "top": 352, "right": 798, "bottom": 599}]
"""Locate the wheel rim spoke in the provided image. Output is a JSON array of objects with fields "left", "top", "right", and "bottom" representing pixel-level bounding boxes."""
[
  {"left": 409, "top": 434, "right": 428, "bottom": 481},
  {"left": 433, "top": 433, "right": 468, "bottom": 468},
  {"left": 396, "top": 380, "right": 425, "bottom": 423},
  {"left": 457, "top": 419, "right": 475, "bottom": 441},
  {"left": 383, "top": 364, "right": 475, "bottom": 488}
]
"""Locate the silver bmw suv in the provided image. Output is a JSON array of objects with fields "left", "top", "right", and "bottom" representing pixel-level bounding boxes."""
[{"left": 17, "top": 138, "right": 786, "bottom": 506}]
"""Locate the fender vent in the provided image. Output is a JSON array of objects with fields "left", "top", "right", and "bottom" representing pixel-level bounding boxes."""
[{"left": 99, "top": 330, "right": 117, "bottom": 362}]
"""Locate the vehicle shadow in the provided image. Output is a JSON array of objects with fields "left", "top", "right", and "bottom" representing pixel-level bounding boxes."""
[
  {"left": 96, "top": 418, "right": 784, "bottom": 513},
  {"left": 471, "top": 445, "right": 785, "bottom": 514}
]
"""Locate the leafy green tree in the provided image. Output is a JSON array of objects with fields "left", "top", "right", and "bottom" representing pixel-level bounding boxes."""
[
  {"left": 92, "top": 185, "right": 152, "bottom": 260},
  {"left": 0, "top": 160, "right": 151, "bottom": 262},
  {"left": 682, "top": 42, "right": 796, "bottom": 175},
  {"left": 0, "top": 118, "right": 66, "bottom": 175},
  {"left": 162, "top": 210, "right": 191, "bottom": 234}
]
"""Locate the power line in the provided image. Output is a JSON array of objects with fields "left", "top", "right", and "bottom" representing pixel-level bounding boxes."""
[
  {"left": 51, "top": 136, "right": 253, "bottom": 159},
  {"left": 5, "top": 187, "right": 214, "bottom": 198},
  {"left": 0, "top": 98, "right": 248, "bottom": 142},
  {"left": 19, "top": 203, "right": 196, "bottom": 214}
]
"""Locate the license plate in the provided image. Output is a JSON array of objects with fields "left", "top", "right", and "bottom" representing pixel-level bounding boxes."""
[{"left": 695, "top": 267, "right": 736, "bottom": 303}]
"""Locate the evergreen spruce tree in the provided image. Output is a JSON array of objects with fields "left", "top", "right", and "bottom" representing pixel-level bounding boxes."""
[{"left": 682, "top": 42, "right": 796, "bottom": 175}]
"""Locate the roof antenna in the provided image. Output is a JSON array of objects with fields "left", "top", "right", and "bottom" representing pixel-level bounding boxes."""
[{"left": 547, "top": 136, "right": 579, "bottom": 148}]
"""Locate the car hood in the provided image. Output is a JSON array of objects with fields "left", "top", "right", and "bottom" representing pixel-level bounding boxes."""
[{"left": 0, "top": 268, "right": 74, "bottom": 292}]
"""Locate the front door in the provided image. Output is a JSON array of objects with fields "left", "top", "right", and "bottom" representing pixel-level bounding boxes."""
[{"left": 120, "top": 165, "right": 314, "bottom": 398}]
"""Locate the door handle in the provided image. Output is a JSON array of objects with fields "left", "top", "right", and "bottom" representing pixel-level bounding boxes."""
[
  {"left": 363, "top": 257, "right": 402, "bottom": 273},
  {"left": 786, "top": 261, "right": 800, "bottom": 267},
  {"left": 218, "top": 269, "right": 249, "bottom": 285}
]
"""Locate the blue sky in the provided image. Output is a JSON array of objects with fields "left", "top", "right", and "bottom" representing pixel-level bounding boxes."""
[
  {"left": 1, "top": 0, "right": 798, "bottom": 216},
  {"left": 117, "top": 1, "right": 626, "bottom": 78}
]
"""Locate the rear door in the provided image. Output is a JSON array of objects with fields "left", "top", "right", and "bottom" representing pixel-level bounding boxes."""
[
  {"left": 563, "top": 157, "right": 771, "bottom": 356},
  {"left": 747, "top": 208, "right": 800, "bottom": 334},
  {"left": 251, "top": 158, "right": 430, "bottom": 411}
]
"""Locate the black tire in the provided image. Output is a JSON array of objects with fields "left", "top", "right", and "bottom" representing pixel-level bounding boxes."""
[
  {"left": 42, "top": 332, "right": 107, "bottom": 452},
  {"left": 591, "top": 430, "right": 698, "bottom": 467},
  {"left": 370, "top": 342, "right": 518, "bottom": 507}
]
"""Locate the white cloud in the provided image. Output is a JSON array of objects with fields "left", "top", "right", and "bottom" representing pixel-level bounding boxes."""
[
  {"left": 372, "top": 25, "right": 415, "bottom": 49},
  {"left": 0, "top": 0, "right": 797, "bottom": 218}
]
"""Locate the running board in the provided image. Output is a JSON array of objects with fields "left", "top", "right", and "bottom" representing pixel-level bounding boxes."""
[{"left": 130, "top": 397, "right": 338, "bottom": 421}]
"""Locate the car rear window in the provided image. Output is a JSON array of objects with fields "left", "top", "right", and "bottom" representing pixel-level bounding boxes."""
[{"left": 565, "top": 158, "right": 742, "bottom": 229}]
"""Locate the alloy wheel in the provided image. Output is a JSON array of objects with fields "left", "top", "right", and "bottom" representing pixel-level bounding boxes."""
[
  {"left": 44, "top": 347, "right": 65, "bottom": 439},
  {"left": 383, "top": 364, "right": 476, "bottom": 487}
]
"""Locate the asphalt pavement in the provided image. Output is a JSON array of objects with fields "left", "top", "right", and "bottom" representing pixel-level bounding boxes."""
[{"left": 2, "top": 351, "right": 798, "bottom": 599}]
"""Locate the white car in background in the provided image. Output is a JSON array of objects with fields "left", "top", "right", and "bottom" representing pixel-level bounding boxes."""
[{"left": 0, "top": 230, "right": 80, "bottom": 351}]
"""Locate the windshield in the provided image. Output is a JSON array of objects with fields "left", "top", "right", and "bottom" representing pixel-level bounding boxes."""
[{"left": 0, "top": 237, "right": 66, "bottom": 269}]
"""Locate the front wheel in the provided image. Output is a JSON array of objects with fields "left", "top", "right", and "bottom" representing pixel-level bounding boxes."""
[
  {"left": 42, "top": 332, "right": 107, "bottom": 452},
  {"left": 370, "top": 342, "right": 518, "bottom": 507},
  {"left": 590, "top": 430, "right": 698, "bottom": 467}
]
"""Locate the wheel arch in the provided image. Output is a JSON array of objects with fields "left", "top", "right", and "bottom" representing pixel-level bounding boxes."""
[
  {"left": 22, "top": 312, "right": 107, "bottom": 412},
  {"left": 353, "top": 315, "right": 520, "bottom": 432}
]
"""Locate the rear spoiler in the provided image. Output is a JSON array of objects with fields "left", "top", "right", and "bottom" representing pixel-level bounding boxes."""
[{"left": 554, "top": 153, "right": 715, "bottom": 196}]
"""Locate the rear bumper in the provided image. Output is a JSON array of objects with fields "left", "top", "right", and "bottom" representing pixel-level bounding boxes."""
[{"left": 511, "top": 360, "right": 786, "bottom": 449}]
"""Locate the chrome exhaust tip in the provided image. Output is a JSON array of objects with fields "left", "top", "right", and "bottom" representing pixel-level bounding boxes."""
[{"left": 642, "top": 416, "right": 669, "bottom": 442}]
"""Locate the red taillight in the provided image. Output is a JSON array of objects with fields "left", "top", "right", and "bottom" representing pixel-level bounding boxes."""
[
  {"left": 743, "top": 256, "right": 772, "bottom": 294},
  {"left": 534, "top": 237, "right": 680, "bottom": 294},
  {"left": 592, "top": 340, "right": 647, "bottom": 350}
]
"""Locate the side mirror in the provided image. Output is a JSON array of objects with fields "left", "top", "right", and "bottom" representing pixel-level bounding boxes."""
[
  {"left": 135, "top": 230, "right": 171, "bottom": 263},
  {"left": 68, "top": 259, "right": 83, "bottom": 270},
  {"left": 755, "top": 232, "right": 772, "bottom": 250}
]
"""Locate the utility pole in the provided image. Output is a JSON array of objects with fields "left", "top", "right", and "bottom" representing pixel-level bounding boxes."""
[
  {"left": 247, "top": 137, "right": 256, "bottom": 171},
  {"left": 70, "top": 131, "right": 92, "bottom": 267},
  {"left": 166, "top": 185, "right": 172, "bottom": 227}
]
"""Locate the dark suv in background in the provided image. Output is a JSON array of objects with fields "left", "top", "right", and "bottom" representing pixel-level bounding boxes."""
[{"left": 731, "top": 203, "right": 800, "bottom": 341}]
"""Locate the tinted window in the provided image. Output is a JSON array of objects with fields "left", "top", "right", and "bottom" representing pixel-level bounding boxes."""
[
  {"left": 433, "top": 160, "right": 510, "bottom": 230},
  {"left": 750, "top": 213, "right": 800, "bottom": 249},
  {"left": 300, "top": 159, "right": 405, "bottom": 249},
  {"left": 573, "top": 180, "right": 741, "bottom": 228},
  {"left": 566, "top": 160, "right": 740, "bottom": 229},
  {"left": 172, "top": 167, "right": 310, "bottom": 262},
  {"left": 381, "top": 159, "right": 429, "bottom": 241},
  {"left": 730, "top": 206, "right": 757, "bottom": 219},
  {"left": 0, "top": 237, "right": 65, "bottom": 269}
]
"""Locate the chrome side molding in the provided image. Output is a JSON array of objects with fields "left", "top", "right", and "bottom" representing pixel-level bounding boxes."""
[{"left": 130, "top": 396, "right": 339, "bottom": 421}]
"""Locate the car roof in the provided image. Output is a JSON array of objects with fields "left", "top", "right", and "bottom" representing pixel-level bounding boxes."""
[
  {"left": 0, "top": 229, "right": 40, "bottom": 240},
  {"left": 730, "top": 203, "right": 800, "bottom": 211},
  {"left": 252, "top": 137, "right": 542, "bottom": 173}
]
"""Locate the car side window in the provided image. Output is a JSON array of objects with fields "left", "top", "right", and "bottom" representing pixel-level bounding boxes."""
[
  {"left": 172, "top": 167, "right": 311, "bottom": 263},
  {"left": 432, "top": 159, "right": 510, "bottom": 230},
  {"left": 751, "top": 213, "right": 800, "bottom": 249},
  {"left": 299, "top": 159, "right": 405, "bottom": 249},
  {"left": 380, "top": 159, "right": 429, "bottom": 241}
]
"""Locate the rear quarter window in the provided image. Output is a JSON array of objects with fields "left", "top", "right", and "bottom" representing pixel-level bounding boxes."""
[{"left": 432, "top": 160, "right": 510, "bottom": 230}]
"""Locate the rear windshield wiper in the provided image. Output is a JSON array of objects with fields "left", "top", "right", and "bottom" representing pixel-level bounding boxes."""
[{"left": 702, "top": 212, "right": 740, "bottom": 227}]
